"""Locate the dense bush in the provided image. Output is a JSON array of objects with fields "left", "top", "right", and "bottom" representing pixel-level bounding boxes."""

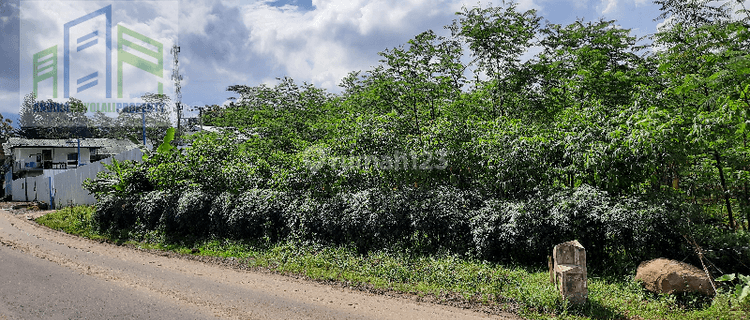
[
  {"left": 283, "top": 187, "right": 413, "bottom": 250},
  {"left": 83, "top": 159, "right": 153, "bottom": 200},
  {"left": 470, "top": 199, "right": 527, "bottom": 262},
  {"left": 133, "top": 190, "right": 176, "bottom": 233},
  {"left": 469, "top": 185, "right": 692, "bottom": 272},
  {"left": 171, "top": 188, "right": 213, "bottom": 237},
  {"left": 83, "top": 136, "right": 707, "bottom": 272},
  {"left": 407, "top": 186, "right": 476, "bottom": 254},
  {"left": 226, "top": 189, "right": 287, "bottom": 241},
  {"left": 208, "top": 191, "right": 237, "bottom": 237},
  {"left": 91, "top": 194, "right": 138, "bottom": 233},
  {"left": 690, "top": 225, "right": 750, "bottom": 275},
  {"left": 86, "top": 158, "right": 712, "bottom": 274}
]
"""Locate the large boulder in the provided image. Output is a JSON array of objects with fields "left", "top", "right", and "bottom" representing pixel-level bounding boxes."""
[{"left": 635, "top": 258, "right": 715, "bottom": 295}]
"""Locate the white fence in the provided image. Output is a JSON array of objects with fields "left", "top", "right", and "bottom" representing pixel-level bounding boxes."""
[{"left": 11, "top": 148, "right": 143, "bottom": 208}]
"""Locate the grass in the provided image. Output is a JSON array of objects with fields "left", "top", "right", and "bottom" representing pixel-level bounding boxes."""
[
  {"left": 36, "top": 206, "right": 750, "bottom": 319},
  {"left": 34, "top": 205, "right": 105, "bottom": 240}
]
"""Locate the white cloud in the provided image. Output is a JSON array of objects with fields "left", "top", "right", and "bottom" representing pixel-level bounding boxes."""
[
  {"left": 655, "top": 16, "right": 674, "bottom": 32},
  {"left": 514, "top": 0, "right": 543, "bottom": 11},
  {"left": 520, "top": 45, "right": 543, "bottom": 62},
  {"left": 181, "top": 3, "right": 219, "bottom": 36},
  {"left": 0, "top": 89, "right": 19, "bottom": 113},
  {"left": 601, "top": 0, "right": 617, "bottom": 14},
  {"left": 730, "top": 0, "right": 750, "bottom": 20},
  {"left": 228, "top": 0, "right": 463, "bottom": 92},
  {"left": 13, "top": 0, "right": 676, "bottom": 109},
  {"left": 17, "top": 1, "right": 178, "bottom": 104}
]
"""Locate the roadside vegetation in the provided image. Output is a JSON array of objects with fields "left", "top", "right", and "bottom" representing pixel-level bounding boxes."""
[
  {"left": 35, "top": 0, "right": 750, "bottom": 318},
  {"left": 36, "top": 207, "right": 746, "bottom": 319},
  {"left": 35, "top": 205, "right": 103, "bottom": 240}
]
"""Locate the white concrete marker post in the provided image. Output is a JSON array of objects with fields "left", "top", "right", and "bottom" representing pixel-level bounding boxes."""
[{"left": 550, "top": 240, "right": 587, "bottom": 304}]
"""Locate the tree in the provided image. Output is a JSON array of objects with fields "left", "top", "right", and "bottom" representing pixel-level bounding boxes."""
[
  {"left": 0, "top": 114, "right": 12, "bottom": 139},
  {"left": 532, "top": 19, "right": 645, "bottom": 113},
  {"left": 17, "top": 92, "right": 91, "bottom": 138},
  {"left": 375, "top": 30, "right": 466, "bottom": 135},
  {"left": 652, "top": 0, "right": 750, "bottom": 230},
  {"left": 447, "top": 1, "right": 540, "bottom": 118},
  {"left": 222, "top": 77, "right": 336, "bottom": 152}
]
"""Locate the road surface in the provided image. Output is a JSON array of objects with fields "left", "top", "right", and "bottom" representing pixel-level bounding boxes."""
[{"left": 0, "top": 209, "right": 518, "bottom": 319}]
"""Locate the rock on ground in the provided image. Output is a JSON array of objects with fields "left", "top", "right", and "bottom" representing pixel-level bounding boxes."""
[{"left": 635, "top": 258, "right": 715, "bottom": 295}]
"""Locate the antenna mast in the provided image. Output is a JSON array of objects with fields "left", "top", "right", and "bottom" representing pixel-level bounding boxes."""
[{"left": 171, "top": 45, "right": 182, "bottom": 137}]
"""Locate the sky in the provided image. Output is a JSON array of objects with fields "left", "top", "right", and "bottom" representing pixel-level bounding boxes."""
[{"left": 0, "top": 0, "right": 739, "bottom": 117}]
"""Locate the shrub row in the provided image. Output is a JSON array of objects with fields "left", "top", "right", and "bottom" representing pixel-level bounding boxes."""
[{"left": 92, "top": 184, "right": 698, "bottom": 273}]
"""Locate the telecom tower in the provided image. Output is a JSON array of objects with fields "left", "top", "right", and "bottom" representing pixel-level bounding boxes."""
[{"left": 171, "top": 45, "right": 183, "bottom": 137}]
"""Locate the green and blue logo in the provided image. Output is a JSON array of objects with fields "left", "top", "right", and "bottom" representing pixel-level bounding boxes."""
[{"left": 22, "top": 1, "right": 177, "bottom": 113}]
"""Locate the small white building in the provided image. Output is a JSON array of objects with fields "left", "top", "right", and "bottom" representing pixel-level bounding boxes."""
[{"left": 3, "top": 138, "right": 138, "bottom": 179}]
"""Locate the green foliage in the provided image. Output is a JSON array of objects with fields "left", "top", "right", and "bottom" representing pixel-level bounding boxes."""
[
  {"left": 227, "top": 189, "right": 287, "bottom": 241},
  {"left": 134, "top": 190, "right": 177, "bottom": 233},
  {"left": 37, "top": 204, "right": 749, "bottom": 320},
  {"left": 208, "top": 191, "right": 236, "bottom": 237},
  {"left": 172, "top": 187, "right": 212, "bottom": 236},
  {"left": 688, "top": 227, "right": 750, "bottom": 277},
  {"left": 716, "top": 273, "right": 750, "bottom": 308},
  {"left": 156, "top": 127, "right": 175, "bottom": 154},
  {"left": 91, "top": 194, "right": 138, "bottom": 234},
  {"left": 447, "top": 2, "right": 540, "bottom": 118},
  {"left": 83, "top": 158, "right": 153, "bottom": 200},
  {"left": 78, "top": 0, "right": 750, "bottom": 284},
  {"left": 470, "top": 185, "right": 692, "bottom": 272},
  {"left": 35, "top": 206, "right": 99, "bottom": 239}
]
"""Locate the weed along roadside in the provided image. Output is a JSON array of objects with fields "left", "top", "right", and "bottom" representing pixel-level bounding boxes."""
[{"left": 33, "top": 206, "right": 749, "bottom": 319}]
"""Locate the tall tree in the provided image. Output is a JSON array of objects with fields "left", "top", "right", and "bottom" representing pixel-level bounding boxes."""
[
  {"left": 447, "top": 1, "right": 540, "bottom": 118},
  {"left": 375, "top": 30, "right": 466, "bottom": 135},
  {"left": 652, "top": 0, "right": 750, "bottom": 229}
]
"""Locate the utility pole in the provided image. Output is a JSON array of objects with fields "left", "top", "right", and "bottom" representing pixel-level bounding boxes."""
[
  {"left": 171, "top": 45, "right": 182, "bottom": 138},
  {"left": 192, "top": 105, "right": 205, "bottom": 131},
  {"left": 199, "top": 106, "right": 204, "bottom": 130}
]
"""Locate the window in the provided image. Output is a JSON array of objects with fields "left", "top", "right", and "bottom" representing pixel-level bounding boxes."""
[
  {"left": 42, "top": 150, "right": 52, "bottom": 161},
  {"left": 42, "top": 150, "right": 53, "bottom": 169}
]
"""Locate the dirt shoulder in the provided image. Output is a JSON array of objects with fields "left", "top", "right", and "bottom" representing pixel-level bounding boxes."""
[{"left": 0, "top": 206, "right": 519, "bottom": 319}]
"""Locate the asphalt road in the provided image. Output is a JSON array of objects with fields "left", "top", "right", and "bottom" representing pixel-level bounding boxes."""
[
  {"left": 0, "top": 244, "right": 206, "bottom": 319},
  {"left": 0, "top": 209, "right": 517, "bottom": 319}
]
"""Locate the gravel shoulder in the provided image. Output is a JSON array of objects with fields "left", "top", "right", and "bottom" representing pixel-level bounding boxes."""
[{"left": 0, "top": 205, "right": 519, "bottom": 319}]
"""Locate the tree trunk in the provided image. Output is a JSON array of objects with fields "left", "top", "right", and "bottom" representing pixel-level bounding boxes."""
[
  {"left": 743, "top": 180, "right": 749, "bottom": 231},
  {"left": 569, "top": 170, "right": 574, "bottom": 188},
  {"left": 713, "top": 150, "right": 736, "bottom": 230},
  {"left": 412, "top": 97, "right": 420, "bottom": 137}
]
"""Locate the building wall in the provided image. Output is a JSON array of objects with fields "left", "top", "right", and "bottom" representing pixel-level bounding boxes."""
[
  {"left": 12, "top": 178, "right": 25, "bottom": 201},
  {"left": 52, "top": 148, "right": 143, "bottom": 208},
  {"left": 14, "top": 147, "right": 92, "bottom": 168},
  {"left": 11, "top": 148, "right": 143, "bottom": 205}
]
